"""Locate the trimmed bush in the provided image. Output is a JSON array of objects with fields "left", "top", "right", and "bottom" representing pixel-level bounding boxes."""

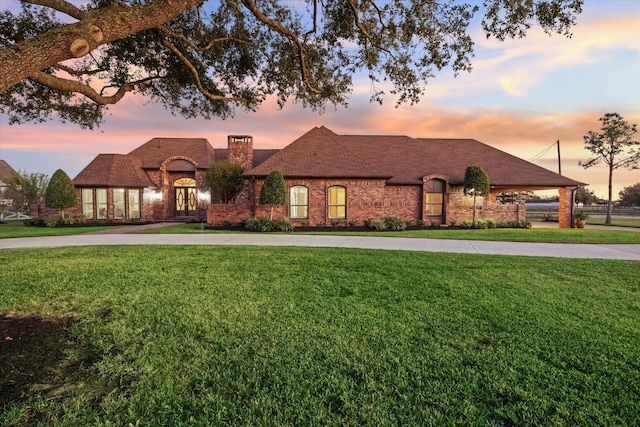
[{"left": 277, "top": 216, "right": 294, "bottom": 232}]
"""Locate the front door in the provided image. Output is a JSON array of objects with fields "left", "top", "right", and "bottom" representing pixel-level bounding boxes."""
[{"left": 174, "top": 178, "right": 197, "bottom": 216}]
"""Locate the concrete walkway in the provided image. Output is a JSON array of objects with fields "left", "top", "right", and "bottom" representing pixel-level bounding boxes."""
[{"left": 2, "top": 223, "right": 639, "bottom": 260}]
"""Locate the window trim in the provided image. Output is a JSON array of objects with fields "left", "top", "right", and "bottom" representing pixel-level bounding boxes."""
[
  {"left": 289, "top": 185, "right": 309, "bottom": 219},
  {"left": 327, "top": 185, "right": 346, "bottom": 219},
  {"left": 113, "top": 188, "right": 126, "bottom": 219},
  {"left": 96, "top": 188, "right": 108, "bottom": 219},
  {"left": 81, "top": 188, "right": 94, "bottom": 219},
  {"left": 425, "top": 179, "right": 445, "bottom": 217}
]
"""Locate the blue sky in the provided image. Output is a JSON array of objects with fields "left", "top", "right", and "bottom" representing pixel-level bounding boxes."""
[{"left": 1, "top": 0, "right": 639, "bottom": 199}]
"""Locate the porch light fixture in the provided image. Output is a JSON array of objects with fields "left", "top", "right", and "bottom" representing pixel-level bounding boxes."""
[{"left": 198, "top": 191, "right": 211, "bottom": 203}]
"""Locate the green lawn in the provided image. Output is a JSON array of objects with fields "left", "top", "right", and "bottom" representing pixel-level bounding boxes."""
[
  {"left": 3, "top": 220, "right": 639, "bottom": 244},
  {"left": 0, "top": 221, "right": 122, "bottom": 238},
  {"left": 1, "top": 246, "right": 638, "bottom": 426},
  {"left": 588, "top": 217, "right": 640, "bottom": 228},
  {"left": 132, "top": 222, "right": 640, "bottom": 244}
]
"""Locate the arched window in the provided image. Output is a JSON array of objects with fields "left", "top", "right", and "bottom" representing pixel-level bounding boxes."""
[
  {"left": 425, "top": 179, "right": 445, "bottom": 216},
  {"left": 174, "top": 177, "right": 196, "bottom": 187},
  {"left": 290, "top": 186, "right": 308, "bottom": 219},
  {"left": 328, "top": 186, "right": 346, "bottom": 219}
]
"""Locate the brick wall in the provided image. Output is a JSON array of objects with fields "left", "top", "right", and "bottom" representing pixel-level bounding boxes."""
[
  {"left": 206, "top": 179, "right": 526, "bottom": 227},
  {"left": 448, "top": 187, "right": 525, "bottom": 224}
]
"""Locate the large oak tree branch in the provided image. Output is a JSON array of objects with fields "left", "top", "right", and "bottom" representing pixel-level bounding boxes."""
[
  {"left": 24, "top": 0, "right": 87, "bottom": 20},
  {"left": 28, "top": 70, "right": 158, "bottom": 105},
  {"left": 241, "top": 0, "right": 322, "bottom": 95},
  {"left": 0, "top": 0, "right": 204, "bottom": 92},
  {"left": 159, "top": 36, "right": 247, "bottom": 103}
]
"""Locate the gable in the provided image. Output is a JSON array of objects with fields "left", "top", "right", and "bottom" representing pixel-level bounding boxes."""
[
  {"left": 73, "top": 154, "right": 155, "bottom": 187},
  {"left": 128, "top": 138, "right": 216, "bottom": 169},
  {"left": 0, "top": 159, "right": 18, "bottom": 183}
]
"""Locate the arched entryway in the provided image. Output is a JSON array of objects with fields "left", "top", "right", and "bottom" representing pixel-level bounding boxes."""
[{"left": 174, "top": 177, "right": 197, "bottom": 216}]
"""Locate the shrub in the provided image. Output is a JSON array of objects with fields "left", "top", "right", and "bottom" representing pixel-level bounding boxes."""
[
  {"left": 449, "top": 220, "right": 457, "bottom": 227},
  {"left": 277, "top": 217, "right": 294, "bottom": 232},
  {"left": 316, "top": 221, "right": 325, "bottom": 227},
  {"left": 330, "top": 220, "right": 342, "bottom": 228},
  {"left": 220, "top": 220, "right": 233, "bottom": 229},
  {"left": 243, "top": 217, "right": 260, "bottom": 232},
  {"left": 46, "top": 216, "right": 63, "bottom": 228},
  {"left": 416, "top": 219, "right": 425, "bottom": 228},
  {"left": 348, "top": 220, "right": 357, "bottom": 227},
  {"left": 384, "top": 216, "right": 407, "bottom": 231},
  {"left": 45, "top": 169, "right": 77, "bottom": 218},
  {"left": 369, "top": 217, "right": 388, "bottom": 231},
  {"left": 428, "top": 219, "right": 441, "bottom": 227},
  {"left": 259, "top": 216, "right": 276, "bottom": 232}
]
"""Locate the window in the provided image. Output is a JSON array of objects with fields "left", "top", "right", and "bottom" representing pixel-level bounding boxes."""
[
  {"left": 425, "top": 179, "right": 445, "bottom": 216},
  {"left": 129, "top": 189, "right": 140, "bottom": 219},
  {"left": 96, "top": 189, "right": 108, "bottom": 219},
  {"left": 328, "top": 186, "right": 346, "bottom": 219},
  {"left": 82, "top": 189, "right": 94, "bottom": 219},
  {"left": 289, "top": 186, "right": 308, "bottom": 219},
  {"left": 114, "top": 188, "right": 125, "bottom": 219}
]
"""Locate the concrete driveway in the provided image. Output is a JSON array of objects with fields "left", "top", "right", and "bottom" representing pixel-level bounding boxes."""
[{"left": 2, "top": 226, "right": 639, "bottom": 260}]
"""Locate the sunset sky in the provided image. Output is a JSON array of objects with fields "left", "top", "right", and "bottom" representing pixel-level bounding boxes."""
[{"left": 1, "top": 0, "right": 639, "bottom": 199}]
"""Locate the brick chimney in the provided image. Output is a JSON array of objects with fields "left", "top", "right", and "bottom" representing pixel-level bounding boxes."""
[{"left": 228, "top": 135, "right": 253, "bottom": 171}]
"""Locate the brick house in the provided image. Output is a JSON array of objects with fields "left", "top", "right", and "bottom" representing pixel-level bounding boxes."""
[{"left": 65, "top": 126, "right": 584, "bottom": 228}]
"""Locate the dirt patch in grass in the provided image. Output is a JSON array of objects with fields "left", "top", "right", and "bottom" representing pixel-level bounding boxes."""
[{"left": 0, "top": 314, "right": 82, "bottom": 405}]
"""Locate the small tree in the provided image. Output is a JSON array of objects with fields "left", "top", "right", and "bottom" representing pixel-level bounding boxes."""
[
  {"left": 4, "top": 170, "right": 49, "bottom": 213},
  {"left": 618, "top": 183, "right": 640, "bottom": 207},
  {"left": 575, "top": 186, "right": 599, "bottom": 206},
  {"left": 259, "top": 170, "right": 287, "bottom": 220},
  {"left": 45, "top": 169, "right": 76, "bottom": 219},
  {"left": 202, "top": 161, "right": 245, "bottom": 204},
  {"left": 463, "top": 165, "right": 490, "bottom": 225},
  {"left": 580, "top": 113, "right": 640, "bottom": 224}
]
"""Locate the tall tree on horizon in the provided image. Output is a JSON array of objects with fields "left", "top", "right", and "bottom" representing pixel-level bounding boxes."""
[
  {"left": 1, "top": 0, "right": 583, "bottom": 129},
  {"left": 580, "top": 113, "right": 640, "bottom": 224}
]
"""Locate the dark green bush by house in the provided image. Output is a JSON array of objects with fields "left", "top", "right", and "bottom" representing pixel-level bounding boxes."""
[{"left": 45, "top": 169, "right": 77, "bottom": 219}]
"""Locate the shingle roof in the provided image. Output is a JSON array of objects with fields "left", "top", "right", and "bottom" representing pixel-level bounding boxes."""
[
  {"left": 73, "top": 154, "right": 155, "bottom": 187},
  {"left": 246, "top": 126, "right": 585, "bottom": 188},
  {"left": 214, "top": 149, "right": 280, "bottom": 168},
  {"left": 128, "top": 138, "right": 216, "bottom": 169},
  {"left": 0, "top": 159, "right": 18, "bottom": 183}
]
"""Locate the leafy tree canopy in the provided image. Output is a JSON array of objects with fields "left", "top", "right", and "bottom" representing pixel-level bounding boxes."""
[
  {"left": 202, "top": 160, "right": 244, "bottom": 203},
  {"left": 618, "top": 183, "right": 640, "bottom": 207},
  {"left": 575, "top": 186, "right": 598, "bottom": 206},
  {"left": 259, "top": 169, "right": 286, "bottom": 206},
  {"left": 1, "top": 0, "right": 583, "bottom": 129},
  {"left": 45, "top": 169, "right": 77, "bottom": 213},
  {"left": 3, "top": 170, "right": 49, "bottom": 213},
  {"left": 463, "top": 164, "right": 490, "bottom": 197}
]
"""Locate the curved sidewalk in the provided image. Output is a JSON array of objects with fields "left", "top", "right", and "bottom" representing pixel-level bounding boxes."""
[{"left": 2, "top": 232, "right": 639, "bottom": 260}]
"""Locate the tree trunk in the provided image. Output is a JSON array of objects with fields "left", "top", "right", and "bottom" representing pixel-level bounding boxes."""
[
  {"left": 472, "top": 193, "right": 477, "bottom": 225},
  {"left": 0, "top": 0, "right": 203, "bottom": 92},
  {"left": 606, "top": 163, "right": 613, "bottom": 224}
]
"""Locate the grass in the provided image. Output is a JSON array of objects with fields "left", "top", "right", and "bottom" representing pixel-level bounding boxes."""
[
  {"left": 131, "top": 222, "right": 640, "bottom": 244},
  {"left": 588, "top": 217, "right": 640, "bottom": 227},
  {"left": 0, "top": 221, "right": 122, "bottom": 238},
  {"left": 1, "top": 246, "right": 639, "bottom": 426}
]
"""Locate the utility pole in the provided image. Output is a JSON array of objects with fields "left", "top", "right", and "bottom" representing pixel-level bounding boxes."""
[{"left": 556, "top": 140, "right": 561, "bottom": 175}]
